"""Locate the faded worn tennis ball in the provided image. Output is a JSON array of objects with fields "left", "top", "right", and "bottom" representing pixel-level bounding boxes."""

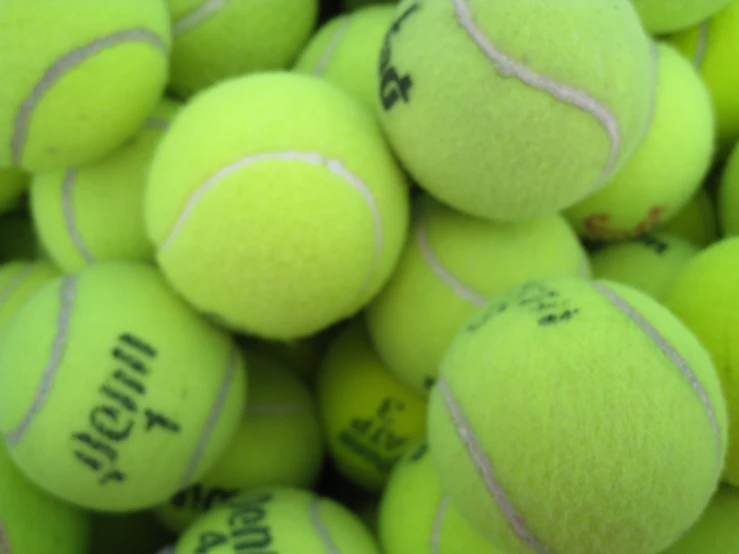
[
  {"left": 156, "top": 353, "right": 324, "bottom": 533},
  {"left": 0, "top": 0, "right": 171, "bottom": 171},
  {"left": 0, "top": 262, "right": 247, "bottom": 511},
  {"left": 0, "top": 442, "right": 91, "bottom": 554},
  {"left": 165, "top": 0, "right": 318, "bottom": 97},
  {"left": 366, "top": 195, "right": 588, "bottom": 395},
  {"left": 429, "top": 276, "right": 727, "bottom": 554},
  {"left": 378, "top": 0, "right": 655, "bottom": 221},
  {"left": 318, "top": 322, "right": 427, "bottom": 491}
]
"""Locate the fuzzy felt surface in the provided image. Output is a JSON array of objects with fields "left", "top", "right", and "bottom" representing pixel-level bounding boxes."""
[{"left": 632, "top": 0, "right": 731, "bottom": 34}]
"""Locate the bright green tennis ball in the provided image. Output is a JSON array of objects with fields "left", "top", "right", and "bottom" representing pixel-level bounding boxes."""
[
  {"left": 0, "top": 260, "right": 60, "bottom": 333},
  {"left": 165, "top": 0, "right": 318, "bottom": 98},
  {"left": 661, "top": 486, "right": 739, "bottom": 553},
  {"left": 173, "top": 488, "right": 380, "bottom": 554},
  {"left": 429, "top": 276, "right": 727, "bottom": 554},
  {"left": 146, "top": 72, "right": 409, "bottom": 340},
  {"left": 378, "top": 0, "right": 655, "bottom": 221},
  {"left": 366, "top": 195, "right": 588, "bottom": 395},
  {"left": 664, "top": 237, "right": 739, "bottom": 485},
  {"left": 630, "top": 0, "right": 731, "bottom": 34},
  {"left": 0, "top": 0, "right": 171, "bottom": 171},
  {"left": 0, "top": 167, "right": 28, "bottom": 214},
  {"left": 380, "top": 441, "right": 502, "bottom": 554},
  {"left": 660, "top": 188, "right": 718, "bottom": 247},
  {"left": 0, "top": 442, "right": 91, "bottom": 554},
  {"left": 0, "top": 262, "right": 247, "bottom": 511},
  {"left": 667, "top": 0, "right": 739, "bottom": 149},
  {"left": 294, "top": 5, "right": 396, "bottom": 111},
  {"left": 30, "top": 100, "right": 180, "bottom": 273},
  {"left": 156, "top": 352, "right": 324, "bottom": 533},
  {"left": 590, "top": 232, "right": 699, "bottom": 301},
  {"left": 565, "top": 43, "right": 714, "bottom": 241},
  {"left": 718, "top": 139, "right": 739, "bottom": 236},
  {"left": 318, "top": 322, "right": 426, "bottom": 492}
]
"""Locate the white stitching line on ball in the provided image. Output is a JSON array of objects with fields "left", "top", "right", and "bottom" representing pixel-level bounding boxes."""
[
  {"left": 430, "top": 497, "right": 449, "bottom": 554},
  {"left": 11, "top": 29, "right": 168, "bottom": 166},
  {"left": 61, "top": 169, "right": 95, "bottom": 265},
  {"left": 173, "top": 0, "right": 228, "bottom": 35},
  {"left": 312, "top": 16, "right": 352, "bottom": 75},
  {"left": 310, "top": 497, "right": 340, "bottom": 554}
]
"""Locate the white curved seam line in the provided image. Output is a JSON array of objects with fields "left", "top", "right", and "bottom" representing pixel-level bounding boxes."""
[
  {"left": 313, "top": 16, "right": 352, "bottom": 75},
  {"left": 5, "top": 276, "right": 77, "bottom": 445},
  {"left": 178, "top": 344, "right": 238, "bottom": 489},
  {"left": 591, "top": 283, "right": 722, "bottom": 467},
  {"left": 453, "top": 0, "right": 620, "bottom": 186},
  {"left": 637, "top": 44, "right": 660, "bottom": 148},
  {"left": 437, "top": 379, "right": 550, "bottom": 554},
  {"left": 417, "top": 218, "right": 486, "bottom": 307},
  {"left": 0, "top": 262, "right": 39, "bottom": 308},
  {"left": 12, "top": 29, "right": 167, "bottom": 166},
  {"left": 62, "top": 169, "right": 95, "bottom": 264},
  {"left": 430, "top": 497, "right": 449, "bottom": 554},
  {"left": 245, "top": 404, "right": 312, "bottom": 416},
  {"left": 309, "top": 497, "right": 340, "bottom": 554},
  {"left": 159, "top": 151, "right": 383, "bottom": 298},
  {"left": 694, "top": 21, "right": 710, "bottom": 68},
  {"left": 144, "top": 117, "right": 171, "bottom": 131},
  {"left": 174, "top": 0, "right": 228, "bottom": 35},
  {"left": 0, "top": 520, "right": 11, "bottom": 554}
]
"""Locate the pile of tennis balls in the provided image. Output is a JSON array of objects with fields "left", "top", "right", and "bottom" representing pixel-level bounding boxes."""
[{"left": 4, "top": 0, "right": 739, "bottom": 553}]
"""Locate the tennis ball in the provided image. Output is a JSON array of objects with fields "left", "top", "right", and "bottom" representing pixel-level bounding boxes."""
[
  {"left": 718, "top": 140, "right": 739, "bottom": 236},
  {"left": 294, "top": 6, "right": 396, "bottom": 110},
  {"left": 173, "top": 488, "right": 380, "bottom": 554},
  {"left": 590, "top": 232, "right": 699, "bottom": 301},
  {"left": 30, "top": 100, "right": 180, "bottom": 273},
  {"left": 0, "top": 442, "right": 91, "bottom": 554},
  {"left": 156, "top": 352, "right": 324, "bottom": 533},
  {"left": 318, "top": 322, "right": 426, "bottom": 492},
  {"left": 661, "top": 486, "right": 739, "bottom": 553},
  {"left": 429, "top": 276, "right": 727, "bottom": 554},
  {"left": 668, "top": 0, "right": 739, "bottom": 149},
  {"left": 146, "top": 72, "right": 409, "bottom": 340},
  {"left": 366, "top": 195, "right": 588, "bottom": 395},
  {"left": 660, "top": 188, "right": 718, "bottom": 247},
  {"left": 0, "top": 0, "right": 171, "bottom": 171},
  {"left": 0, "top": 260, "right": 60, "bottom": 333},
  {"left": 378, "top": 0, "right": 655, "bottom": 221},
  {"left": 630, "top": 0, "right": 732, "bottom": 34},
  {"left": 0, "top": 262, "right": 247, "bottom": 511},
  {"left": 565, "top": 43, "right": 713, "bottom": 241},
  {"left": 165, "top": 0, "right": 318, "bottom": 98},
  {"left": 0, "top": 167, "right": 28, "bottom": 214},
  {"left": 0, "top": 214, "right": 40, "bottom": 260},
  {"left": 380, "top": 441, "right": 502, "bottom": 554},
  {"left": 664, "top": 237, "right": 739, "bottom": 485}
]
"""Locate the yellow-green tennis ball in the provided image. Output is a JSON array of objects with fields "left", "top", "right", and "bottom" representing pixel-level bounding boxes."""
[
  {"left": 668, "top": 0, "right": 739, "bottom": 149},
  {"left": 0, "top": 260, "right": 59, "bottom": 333},
  {"left": 630, "top": 0, "right": 732, "bottom": 34},
  {"left": 0, "top": 262, "right": 247, "bottom": 511},
  {"left": 0, "top": 215, "right": 40, "bottom": 261},
  {"left": 590, "top": 232, "right": 699, "bottom": 301},
  {"left": 378, "top": 0, "right": 655, "bottom": 221},
  {"left": 366, "top": 195, "right": 588, "bottom": 395},
  {"left": 173, "top": 488, "right": 380, "bottom": 554},
  {"left": 165, "top": 0, "right": 318, "bottom": 98},
  {"left": 0, "top": 442, "right": 91, "bottom": 554},
  {"left": 294, "top": 6, "right": 396, "bottom": 111},
  {"left": 660, "top": 188, "right": 718, "bottom": 247},
  {"left": 429, "top": 276, "right": 727, "bottom": 554},
  {"left": 156, "top": 352, "right": 324, "bottom": 533},
  {"left": 565, "top": 42, "right": 714, "bottom": 242},
  {"left": 30, "top": 100, "right": 180, "bottom": 273},
  {"left": 0, "top": 167, "right": 28, "bottom": 214},
  {"left": 0, "top": 0, "right": 171, "bottom": 171},
  {"left": 661, "top": 486, "right": 739, "bottom": 553},
  {"left": 664, "top": 237, "right": 739, "bottom": 485},
  {"left": 318, "top": 322, "right": 426, "bottom": 492},
  {"left": 718, "top": 140, "right": 739, "bottom": 236},
  {"left": 380, "top": 441, "right": 502, "bottom": 554},
  {"left": 146, "top": 72, "right": 409, "bottom": 340}
]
